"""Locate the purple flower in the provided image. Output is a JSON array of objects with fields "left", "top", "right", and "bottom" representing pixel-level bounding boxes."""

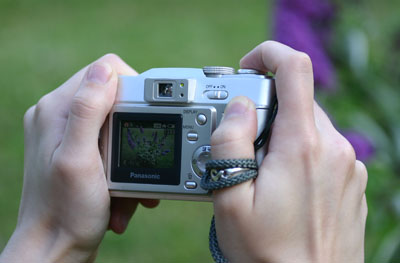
[
  {"left": 161, "top": 150, "right": 170, "bottom": 156},
  {"left": 127, "top": 128, "right": 136, "bottom": 150},
  {"left": 274, "top": 0, "right": 336, "bottom": 90},
  {"left": 139, "top": 126, "right": 144, "bottom": 134},
  {"left": 279, "top": 0, "right": 335, "bottom": 20},
  {"left": 342, "top": 131, "right": 375, "bottom": 162}
]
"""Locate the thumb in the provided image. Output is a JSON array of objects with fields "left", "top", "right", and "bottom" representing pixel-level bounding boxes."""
[
  {"left": 60, "top": 62, "right": 117, "bottom": 157},
  {"left": 211, "top": 96, "right": 257, "bottom": 205}
]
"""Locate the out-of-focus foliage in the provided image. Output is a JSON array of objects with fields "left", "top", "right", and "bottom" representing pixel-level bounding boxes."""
[
  {"left": 274, "top": 0, "right": 400, "bottom": 261},
  {"left": 329, "top": 1, "right": 400, "bottom": 261}
]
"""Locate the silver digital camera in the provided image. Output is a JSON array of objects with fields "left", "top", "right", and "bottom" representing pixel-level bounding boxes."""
[{"left": 102, "top": 66, "right": 276, "bottom": 201}]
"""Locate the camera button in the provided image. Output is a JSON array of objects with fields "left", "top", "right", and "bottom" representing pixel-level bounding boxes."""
[
  {"left": 196, "top": 114, "right": 207, "bottom": 125},
  {"left": 187, "top": 132, "right": 198, "bottom": 142},
  {"left": 203, "top": 66, "right": 235, "bottom": 77},
  {"left": 206, "top": 90, "right": 228, "bottom": 100},
  {"left": 192, "top": 145, "right": 212, "bottom": 177},
  {"left": 237, "top": 68, "right": 263, "bottom": 75},
  {"left": 185, "top": 181, "right": 197, "bottom": 189}
]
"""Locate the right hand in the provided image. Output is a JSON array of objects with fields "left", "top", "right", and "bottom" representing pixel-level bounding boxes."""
[{"left": 210, "top": 41, "right": 368, "bottom": 262}]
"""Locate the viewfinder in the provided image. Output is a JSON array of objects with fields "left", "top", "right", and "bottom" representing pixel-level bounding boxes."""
[{"left": 158, "top": 83, "right": 173, "bottom": 98}]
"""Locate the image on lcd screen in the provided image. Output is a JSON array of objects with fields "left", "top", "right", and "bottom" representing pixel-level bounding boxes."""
[{"left": 119, "top": 120, "right": 175, "bottom": 168}]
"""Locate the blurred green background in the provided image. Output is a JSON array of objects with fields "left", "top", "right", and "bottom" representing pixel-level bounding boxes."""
[
  {"left": 1, "top": 0, "right": 400, "bottom": 262},
  {"left": 0, "top": 0, "right": 268, "bottom": 262}
]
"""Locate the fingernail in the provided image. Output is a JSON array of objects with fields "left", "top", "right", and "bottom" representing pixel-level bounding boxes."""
[
  {"left": 87, "top": 62, "right": 113, "bottom": 84},
  {"left": 223, "top": 96, "right": 254, "bottom": 120}
]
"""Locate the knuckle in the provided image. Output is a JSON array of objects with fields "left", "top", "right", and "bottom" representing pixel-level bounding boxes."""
[
  {"left": 32, "top": 93, "right": 56, "bottom": 126},
  {"left": 211, "top": 110, "right": 257, "bottom": 149},
  {"left": 70, "top": 93, "right": 104, "bottom": 120},
  {"left": 23, "top": 105, "right": 36, "bottom": 128},
  {"left": 362, "top": 195, "right": 368, "bottom": 218},
  {"left": 211, "top": 125, "right": 247, "bottom": 146},
  {"left": 51, "top": 146, "right": 101, "bottom": 186},
  {"left": 355, "top": 160, "right": 368, "bottom": 175},
  {"left": 260, "top": 40, "right": 279, "bottom": 51},
  {"left": 51, "top": 151, "right": 76, "bottom": 177},
  {"left": 260, "top": 40, "right": 276, "bottom": 51},
  {"left": 51, "top": 148, "right": 88, "bottom": 183},
  {"left": 336, "top": 136, "right": 357, "bottom": 167},
  {"left": 294, "top": 130, "right": 321, "bottom": 161},
  {"left": 356, "top": 160, "right": 368, "bottom": 193},
  {"left": 210, "top": 121, "right": 255, "bottom": 159},
  {"left": 285, "top": 52, "right": 313, "bottom": 74},
  {"left": 323, "top": 134, "right": 358, "bottom": 185},
  {"left": 99, "top": 53, "right": 121, "bottom": 63},
  {"left": 259, "top": 41, "right": 278, "bottom": 69},
  {"left": 35, "top": 93, "right": 53, "bottom": 115}
]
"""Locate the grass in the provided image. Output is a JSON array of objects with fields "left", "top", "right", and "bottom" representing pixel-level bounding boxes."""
[{"left": 0, "top": 0, "right": 269, "bottom": 261}]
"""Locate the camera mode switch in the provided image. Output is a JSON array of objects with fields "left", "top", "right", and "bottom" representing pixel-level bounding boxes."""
[{"left": 205, "top": 90, "right": 228, "bottom": 100}]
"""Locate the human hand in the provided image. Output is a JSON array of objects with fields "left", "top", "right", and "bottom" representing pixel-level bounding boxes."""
[
  {"left": 0, "top": 54, "right": 159, "bottom": 263},
  {"left": 211, "top": 41, "right": 367, "bottom": 262}
]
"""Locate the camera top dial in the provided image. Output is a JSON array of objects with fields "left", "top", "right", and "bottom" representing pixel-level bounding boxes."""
[
  {"left": 202, "top": 66, "right": 235, "bottom": 77},
  {"left": 203, "top": 66, "right": 264, "bottom": 78}
]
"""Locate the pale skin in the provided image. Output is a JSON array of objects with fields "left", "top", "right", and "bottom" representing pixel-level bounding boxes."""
[
  {"left": 212, "top": 41, "right": 367, "bottom": 262},
  {"left": 0, "top": 55, "right": 159, "bottom": 262},
  {"left": 0, "top": 41, "right": 367, "bottom": 263}
]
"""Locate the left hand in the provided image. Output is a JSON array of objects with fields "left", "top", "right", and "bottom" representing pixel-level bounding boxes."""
[{"left": 0, "top": 54, "right": 159, "bottom": 263}]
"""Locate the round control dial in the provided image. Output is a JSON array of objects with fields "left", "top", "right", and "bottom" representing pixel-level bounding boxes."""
[
  {"left": 192, "top": 145, "right": 212, "bottom": 177},
  {"left": 203, "top": 66, "right": 235, "bottom": 77}
]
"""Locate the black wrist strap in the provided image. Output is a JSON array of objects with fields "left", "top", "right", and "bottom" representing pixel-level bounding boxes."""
[
  {"left": 201, "top": 98, "right": 278, "bottom": 263},
  {"left": 201, "top": 159, "right": 258, "bottom": 263}
]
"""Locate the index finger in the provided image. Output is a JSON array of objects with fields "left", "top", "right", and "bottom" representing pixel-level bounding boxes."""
[
  {"left": 29, "top": 54, "right": 138, "bottom": 150},
  {"left": 240, "top": 41, "right": 315, "bottom": 132},
  {"left": 54, "top": 53, "right": 138, "bottom": 105},
  {"left": 32, "top": 54, "right": 137, "bottom": 123}
]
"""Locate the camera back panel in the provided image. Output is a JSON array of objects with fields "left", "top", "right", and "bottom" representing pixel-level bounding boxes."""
[{"left": 103, "top": 67, "right": 276, "bottom": 201}]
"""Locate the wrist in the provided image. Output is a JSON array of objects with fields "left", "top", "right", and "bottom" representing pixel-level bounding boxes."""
[{"left": 0, "top": 222, "right": 99, "bottom": 263}]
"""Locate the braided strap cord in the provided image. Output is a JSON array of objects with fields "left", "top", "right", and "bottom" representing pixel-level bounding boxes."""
[
  {"left": 208, "top": 216, "right": 227, "bottom": 263},
  {"left": 201, "top": 159, "right": 258, "bottom": 263},
  {"left": 201, "top": 159, "right": 258, "bottom": 190}
]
